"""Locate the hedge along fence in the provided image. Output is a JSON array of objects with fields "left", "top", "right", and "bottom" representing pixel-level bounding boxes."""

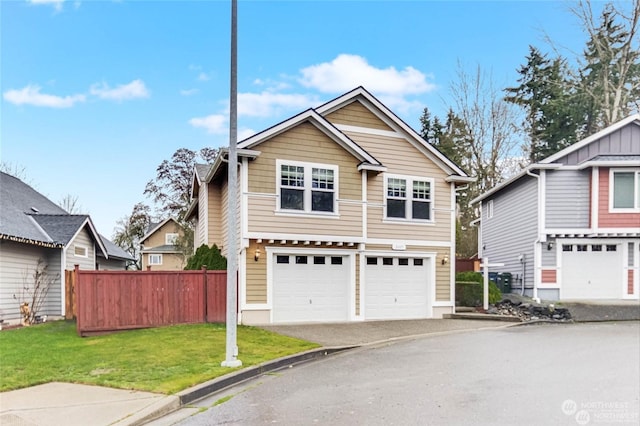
[
  {"left": 455, "top": 271, "right": 502, "bottom": 307},
  {"left": 73, "top": 266, "right": 228, "bottom": 336}
]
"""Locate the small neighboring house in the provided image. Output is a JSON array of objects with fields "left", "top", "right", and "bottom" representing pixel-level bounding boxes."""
[
  {"left": 140, "top": 218, "right": 186, "bottom": 270},
  {"left": 0, "top": 172, "right": 135, "bottom": 322},
  {"left": 186, "top": 86, "right": 474, "bottom": 325},
  {"left": 472, "top": 115, "right": 640, "bottom": 301}
]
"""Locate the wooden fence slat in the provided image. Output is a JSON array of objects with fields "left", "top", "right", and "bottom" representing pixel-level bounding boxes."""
[{"left": 75, "top": 270, "right": 229, "bottom": 336}]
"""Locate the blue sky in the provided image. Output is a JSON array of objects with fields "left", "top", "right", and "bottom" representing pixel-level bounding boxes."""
[{"left": 2, "top": 0, "right": 596, "bottom": 237}]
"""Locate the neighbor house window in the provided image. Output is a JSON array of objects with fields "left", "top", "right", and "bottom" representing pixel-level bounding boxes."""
[
  {"left": 385, "top": 174, "right": 434, "bottom": 221},
  {"left": 149, "top": 254, "right": 162, "bottom": 265},
  {"left": 74, "top": 245, "right": 88, "bottom": 258},
  {"left": 165, "top": 233, "right": 179, "bottom": 245},
  {"left": 611, "top": 170, "right": 640, "bottom": 211},
  {"left": 277, "top": 160, "right": 337, "bottom": 214}
]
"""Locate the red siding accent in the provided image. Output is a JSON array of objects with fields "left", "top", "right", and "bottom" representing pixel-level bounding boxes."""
[
  {"left": 598, "top": 168, "right": 640, "bottom": 228},
  {"left": 629, "top": 270, "right": 635, "bottom": 295},
  {"left": 541, "top": 269, "right": 557, "bottom": 284}
]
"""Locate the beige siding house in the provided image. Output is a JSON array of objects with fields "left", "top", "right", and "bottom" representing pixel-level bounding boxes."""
[
  {"left": 140, "top": 218, "right": 187, "bottom": 270},
  {"left": 186, "top": 87, "right": 473, "bottom": 324}
]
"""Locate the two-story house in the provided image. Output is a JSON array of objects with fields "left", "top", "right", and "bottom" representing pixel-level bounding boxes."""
[
  {"left": 186, "top": 87, "right": 474, "bottom": 324},
  {"left": 140, "top": 218, "right": 187, "bottom": 270},
  {"left": 472, "top": 114, "right": 640, "bottom": 301}
]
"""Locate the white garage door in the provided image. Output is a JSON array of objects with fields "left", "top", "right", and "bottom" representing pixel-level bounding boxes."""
[
  {"left": 272, "top": 254, "right": 350, "bottom": 323},
  {"left": 561, "top": 243, "right": 623, "bottom": 299},
  {"left": 364, "top": 256, "right": 430, "bottom": 320}
]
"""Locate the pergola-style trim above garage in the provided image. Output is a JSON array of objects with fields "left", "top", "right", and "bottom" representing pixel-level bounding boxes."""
[{"left": 256, "top": 238, "right": 356, "bottom": 247}]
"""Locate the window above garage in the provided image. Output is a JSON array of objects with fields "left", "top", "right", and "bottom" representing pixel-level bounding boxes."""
[
  {"left": 610, "top": 169, "right": 640, "bottom": 212},
  {"left": 277, "top": 160, "right": 338, "bottom": 216},
  {"left": 384, "top": 173, "right": 434, "bottom": 223}
]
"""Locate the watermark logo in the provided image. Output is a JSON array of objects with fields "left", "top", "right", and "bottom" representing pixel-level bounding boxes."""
[{"left": 561, "top": 399, "right": 639, "bottom": 424}]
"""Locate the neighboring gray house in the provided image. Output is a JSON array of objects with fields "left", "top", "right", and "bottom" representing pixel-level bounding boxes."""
[
  {"left": 472, "top": 115, "right": 640, "bottom": 301},
  {"left": 0, "top": 172, "right": 134, "bottom": 323}
]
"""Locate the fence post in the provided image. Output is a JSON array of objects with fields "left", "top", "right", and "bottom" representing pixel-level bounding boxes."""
[{"left": 202, "top": 266, "right": 208, "bottom": 323}]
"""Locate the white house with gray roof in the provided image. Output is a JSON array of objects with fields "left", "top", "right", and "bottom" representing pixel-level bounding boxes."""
[
  {"left": 472, "top": 115, "right": 640, "bottom": 301},
  {"left": 0, "top": 171, "right": 134, "bottom": 323}
]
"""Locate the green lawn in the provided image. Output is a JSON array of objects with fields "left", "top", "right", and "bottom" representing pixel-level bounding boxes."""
[{"left": 0, "top": 321, "right": 319, "bottom": 394}]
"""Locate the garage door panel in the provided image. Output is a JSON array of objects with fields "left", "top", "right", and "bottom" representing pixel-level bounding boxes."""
[
  {"left": 272, "top": 254, "right": 350, "bottom": 323},
  {"left": 364, "top": 256, "right": 430, "bottom": 320},
  {"left": 561, "top": 243, "right": 623, "bottom": 299}
]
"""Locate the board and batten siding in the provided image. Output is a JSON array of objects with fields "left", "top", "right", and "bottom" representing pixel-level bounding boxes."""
[
  {"left": 345, "top": 131, "right": 452, "bottom": 241},
  {"left": 481, "top": 176, "right": 538, "bottom": 292},
  {"left": 552, "top": 124, "right": 640, "bottom": 165},
  {"left": 245, "top": 122, "right": 363, "bottom": 236},
  {"left": 324, "top": 100, "right": 394, "bottom": 131},
  {"left": 66, "top": 227, "right": 95, "bottom": 271},
  {"left": 545, "top": 169, "right": 591, "bottom": 228},
  {"left": 0, "top": 242, "right": 62, "bottom": 320}
]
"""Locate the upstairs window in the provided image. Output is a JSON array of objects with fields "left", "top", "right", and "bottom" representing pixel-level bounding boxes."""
[
  {"left": 611, "top": 170, "right": 640, "bottom": 211},
  {"left": 385, "top": 174, "right": 433, "bottom": 221},
  {"left": 165, "top": 233, "right": 179, "bottom": 245},
  {"left": 278, "top": 161, "right": 337, "bottom": 214}
]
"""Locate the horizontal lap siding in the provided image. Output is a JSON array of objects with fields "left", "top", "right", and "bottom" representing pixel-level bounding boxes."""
[
  {"left": 0, "top": 242, "right": 62, "bottom": 320},
  {"left": 67, "top": 228, "right": 95, "bottom": 271},
  {"left": 144, "top": 221, "right": 182, "bottom": 248},
  {"left": 346, "top": 131, "right": 452, "bottom": 241},
  {"left": 545, "top": 170, "right": 590, "bottom": 228},
  {"left": 196, "top": 183, "right": 207, "bottom": 246},
  {"left": 208, "top": 184, "right": 223, "bottom": 246},
  {"left": 246, "top": 122, "right": 363, "bottom": 236},
  {"left": 325, "top": 100, "right": 394, "bottom": 131}
]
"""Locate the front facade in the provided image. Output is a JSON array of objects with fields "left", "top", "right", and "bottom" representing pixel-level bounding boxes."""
[
  {"left": 140, "top": 218, "right": 186, "bottom": 270},
  {"left": 473, "top": 115, "right": 640, "bottom": 301},
  {"left": 186, "top": 87, "right": 473, "bottom": 324},
  {"left": 0, "top": 172, "right": 133, "bottom": 323}
]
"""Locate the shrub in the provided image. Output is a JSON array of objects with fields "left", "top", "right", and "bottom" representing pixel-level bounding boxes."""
[
  {"left": 455, "top": 271, "right": 501, "bottom": 307},
  {"left": 185, "top": 244, "right": 227, "bottom": 270}
]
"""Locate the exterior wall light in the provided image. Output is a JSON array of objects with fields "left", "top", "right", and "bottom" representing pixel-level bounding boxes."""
[
  {"left": 254, "top": 248, "right": 261, "bottom": 262},
  {"left": 442, "top": 254, "right": 449, "bottom": 265}
]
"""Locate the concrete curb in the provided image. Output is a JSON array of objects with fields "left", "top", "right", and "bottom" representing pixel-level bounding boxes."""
[
  {"left": 121, "top": 346, "right": 356, "bottom": 426},
  {"left": 443, "top": 313, "right": 522, "bottom": 322}
]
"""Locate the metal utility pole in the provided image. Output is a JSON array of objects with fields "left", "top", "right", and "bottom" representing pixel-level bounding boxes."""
[{"left": 222, "top": 0, "right": 241, "bottom": 368}]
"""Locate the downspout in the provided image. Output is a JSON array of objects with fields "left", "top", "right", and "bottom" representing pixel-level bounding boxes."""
[{"left": 525, "top": 168, "right": 541, "bottom": 302}]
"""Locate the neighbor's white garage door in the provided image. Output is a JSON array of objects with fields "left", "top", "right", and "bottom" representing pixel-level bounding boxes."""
[
  {"left": 561, "top": 242, "right": 623, "bottom": 299},
  {"left": 364, "top": 256, "right": 430, "bottom": 320},
  {"left": 272, "top": 253, "right": 350, "bottom": 323}
]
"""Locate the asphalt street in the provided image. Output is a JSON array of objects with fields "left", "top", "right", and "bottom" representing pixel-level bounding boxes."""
[{"left": 172, "top": 322, "right": 640, "bottom": 426}]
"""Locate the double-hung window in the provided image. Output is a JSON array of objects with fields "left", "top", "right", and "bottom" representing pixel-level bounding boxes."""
[
  {"left": 385, "top": 174, "right": 434, "bottom": 221},
  {"left": 611, "top": 169, "right": 640, "bottom": 212},
  {"left": 149, "top": 254, "right": 162, "bottom": 265},
  {"left": 278, "top": 160, "right": 337, "bottom": 214}
]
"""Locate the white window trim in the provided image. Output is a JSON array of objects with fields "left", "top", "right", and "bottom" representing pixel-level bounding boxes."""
[
  {"left": 149, "top": 254, "right": 163, "bottom": 265},
  {"left": 383, "top": 173, "right": 435, "bottom": 224},
  {"left": 74, "top": 244, "right": 88, "bottom": 258},
  {"left": 275, "top": 159, "right": 339, "bottom": 216},
  {"left": 609, "top": 168, "right": 640, "bottom": 213},
  {"left": 165, "top": 233, "right": 179, "bottom": 245},
  {"left": 487, "top": 200, "right": 494, "bottom": 219}
]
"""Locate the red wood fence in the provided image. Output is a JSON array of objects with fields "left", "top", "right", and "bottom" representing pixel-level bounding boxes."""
[{"left": 73, "top": 266, "right": 228, "bottom": 336}]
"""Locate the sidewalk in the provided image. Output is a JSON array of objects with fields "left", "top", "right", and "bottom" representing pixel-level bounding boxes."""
[{"left": 1, "top": 307, "right": 638, "bottom": 426}]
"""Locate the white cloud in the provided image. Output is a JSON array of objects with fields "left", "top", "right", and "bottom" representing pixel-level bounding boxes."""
[
  {"left": 3, "top": 84, "right": 85, "bottom": 108},
  {"left": 238, "top": 91, "right": 315, "bottom": 117},
  {"left": 189, "top": 114, "right": 227, "bottom": 134},
  {"left": 90, "top": 79, "right": 149, "bottom": 101},
  {"left": 238, "top": 128, "right": 256, "bottom": 141},
  {"left": 28, "top": 0, "right": 64, "bottom": 11},
  {"left": 197, "top": 72, "right": 210, "bottom": 82},
  {"left": 180, "top": 88, "right": 198, "bottom": 96},
  {"left": 299, "top": 54, "right": 435, "bottom": 96}
]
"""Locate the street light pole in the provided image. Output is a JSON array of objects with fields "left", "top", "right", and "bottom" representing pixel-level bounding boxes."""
[{"left": 222, "top": 0, "right": 241, "bottom": 368}]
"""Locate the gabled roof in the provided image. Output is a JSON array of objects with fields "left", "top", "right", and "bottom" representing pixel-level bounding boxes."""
[
  {"left": 0, "top": 171, "right": 108, "bottom": 257},
  {"left": 99, "top": 234, "right": 135, "bottom": 261},
  {"left": 140, "top": 217, "right": 182, "bottom": 243},
  {"left": 237, "top": 108, "right": 384, "bottom": 169},
  {"left": 540, "top": 114, "right": 640, "bottom": 164},
  {"left": 315, "top": 86, "right": 470, "bottom": 178}
]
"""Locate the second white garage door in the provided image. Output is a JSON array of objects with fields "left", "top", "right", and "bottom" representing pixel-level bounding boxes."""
[
  {"left": 364, "top": 256, "right": 431, "bottom": 320},
  {"left": 272, "top": 253, "right": 350, "bottom": 323},
  {"left": 561, "top": 242, "right": 623, "bottom": 299}
]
